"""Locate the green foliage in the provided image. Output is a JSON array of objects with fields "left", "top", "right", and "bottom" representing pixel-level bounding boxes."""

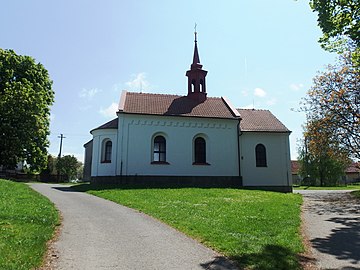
[
  {"left": 305, "top": 3, "right": 360, "bottom": 183},
  {"left": 42, "top": 155, "right": 57, "bottom": 175},
  {"left": 56, "top": 155, "right": 82, "bottom": 181},
  {"left": 310, "top": 0, "right": 360, "bottom": 66},
  {"left": 301, "top": 53, "right": 359, "bottom": 161},
  {"left": 0, "top": 179, "right": 59, "bottom": 270},
  {"left": 78, "top": 186, "right": 304, "bottom": 269},
  {"left": 298, "top": 120, "right": 351, "bottom": 186},
  {"left": 351, "top": 190, "right": 360, "bottom": 198},
  {"left": 0, "top": 49, "right": 54, "bottom": 171}
]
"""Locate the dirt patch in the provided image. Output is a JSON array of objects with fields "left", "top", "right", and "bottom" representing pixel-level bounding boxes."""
[
  {"left": 299, "top": 203, "right": 318, "bottom": 270},
  {"left": 36, "top": 214, "right": 63, "bottom": 270}
]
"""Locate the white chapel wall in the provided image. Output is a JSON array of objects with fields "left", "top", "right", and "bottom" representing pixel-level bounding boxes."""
[
  {"left": 116, "top": 114, "right": 239, "bottom": 177},
  {"left": 91, "top": 129, "right": 118, "bottom": 176},
  {"left": 240, "top": 132, "right": 292, "bottom": 187}
]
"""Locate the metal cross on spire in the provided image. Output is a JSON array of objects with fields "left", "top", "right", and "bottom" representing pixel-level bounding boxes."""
[{"left": 194, "top": 23, "right": 197, "bottom": 42}]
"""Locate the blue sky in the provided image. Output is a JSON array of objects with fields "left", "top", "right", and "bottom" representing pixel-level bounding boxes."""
[{"left": 1, "top": 0, "right": 336, "bottom": 161}]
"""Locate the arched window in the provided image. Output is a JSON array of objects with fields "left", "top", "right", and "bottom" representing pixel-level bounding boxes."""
[
  {"left": 102, "top": 140, "right": 112, "bottom": 163},
  {"left": 194, "top": 137, "right": 206, "bottom": 164},
  {"left": 153, "top": 135, "right": 166, "bottom": 163},
  {"left": 199, "top": 79, "right": 204, "bottom": 92},
  {"left": 255, "top": 144, "right": 267, "bottom": 167},
  {"left": 191, "top": 79, "right": 196, "bottom": 92}
]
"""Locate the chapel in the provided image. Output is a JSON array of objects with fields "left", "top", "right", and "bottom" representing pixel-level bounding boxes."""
[{"left": 83, "top": 33, "right": 292, "bottom": 192}]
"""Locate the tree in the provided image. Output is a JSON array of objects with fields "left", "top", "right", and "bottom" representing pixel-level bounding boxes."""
[
  {"left": 0, "top": 49, "right": 54, "bottom": 171},
  {"left": 56, "top": 155, "right": 82, "bottom": 181},
  {"left": 302, "top": 53, "right": 360, "bottom": 160},
  {"left": 298, "top": 119, "right": 351, "bottom": 186},
  {"left": 309, "top": 0, "right": 360, "bottom": 66}
]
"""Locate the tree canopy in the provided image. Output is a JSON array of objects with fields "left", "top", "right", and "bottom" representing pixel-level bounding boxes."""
[
  {"left": 0, "top": 49, "right": 54, "bottom": 171},
  {"left": 302, "top": 53, "right": 359, "bottom": 160},
  {"left": 310, "top": 0, "right": 360, "bottom": 66},
  {"left": 56, "top": 155, "right": 82, "bottom": 181},
  {"left": 298, "top": 119, "right": 351, "bottom": 186},
  {"left": 299, "top": 53, "right": 358, "bottom": 186}
]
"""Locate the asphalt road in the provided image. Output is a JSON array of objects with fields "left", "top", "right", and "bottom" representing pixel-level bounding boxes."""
[
  {"left": 30, "top": 183, "right": 238, "bottom": 270},
  {"left": 296, "top": 190, "right": 360, "bottom": 270}
]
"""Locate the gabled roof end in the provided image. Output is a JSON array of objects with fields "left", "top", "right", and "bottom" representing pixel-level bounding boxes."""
[
  {"left": 118, "top": 90, "right": 127, "bottom": 112},
  {"left": 222, "top": 97, "right": 241, "bottom": 118}
]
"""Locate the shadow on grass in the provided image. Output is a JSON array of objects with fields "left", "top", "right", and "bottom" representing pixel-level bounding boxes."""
[
  {"left": 70, "top": 183, "right": 230, "bottom": 192},
  {"left": 200, "top": 245, "right": 309, "bottom": 270}
]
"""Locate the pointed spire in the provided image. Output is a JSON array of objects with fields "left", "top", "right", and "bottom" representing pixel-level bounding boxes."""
[
  {"left": 186, "top": 25, "right": 208, "bottom": 103},
  {"left": 191, "top": 25, "right": 202, "bottom": 69},
  {"left": 192, "top": 26, "right": 200, "bottom": 65}
]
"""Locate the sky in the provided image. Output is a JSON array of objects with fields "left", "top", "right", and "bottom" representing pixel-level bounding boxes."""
[{"left": 1, "top": 0, "right": 337, "bottom": 162}]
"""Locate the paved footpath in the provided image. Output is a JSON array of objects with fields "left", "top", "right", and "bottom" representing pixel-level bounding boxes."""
[
  {"left": 30, "top": 183, "right": 238, "bottom": 270},
  {"left": 297, "top": 190, "right": 360, "bottom": 270}
]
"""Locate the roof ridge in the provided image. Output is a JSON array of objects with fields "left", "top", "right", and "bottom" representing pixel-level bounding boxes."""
[
  {"left": 127, "top": 92, "right": 182, "bottom": 97},
  {"left": 237, "top": 108, "right": 269, "bottom": 111},
  {"left": 127, "top": 91, "right": 224, "bottom": 100}
]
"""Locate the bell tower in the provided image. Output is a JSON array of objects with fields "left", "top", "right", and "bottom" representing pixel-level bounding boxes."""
[{"left": 186, "top": 29, "right": 208, "bottom": 103}]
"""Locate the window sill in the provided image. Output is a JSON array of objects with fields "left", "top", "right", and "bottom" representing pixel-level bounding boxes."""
[
  {"left": 151, "top": 161, "right": 170, "bottom": 165},
  {"left": 192, "top": 162, "right": 210, "bottom": 166},
  {"left": 101, "top": 160, "right": 111, "bottom": 164}
]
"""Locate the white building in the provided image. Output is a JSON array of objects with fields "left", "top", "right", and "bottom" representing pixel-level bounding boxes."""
[{"left": 84, "top": 35, "right": 292, "bottom": 192}]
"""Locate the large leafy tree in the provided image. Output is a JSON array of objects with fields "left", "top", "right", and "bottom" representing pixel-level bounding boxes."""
[
  {"left": 310, "top": 0, "right": 360, "bottom": 66},
  {"left": 56, "top": 155, "right": 82, "bottom": 181},
  {"left": 0, "top": 49, "right": 54, "bottom": 171},
  {"left": 298, "top": 119, "right": 351, "bottom": 186},
  {"left": 302, "top": 53, "right": 360, "bottom": 160}
]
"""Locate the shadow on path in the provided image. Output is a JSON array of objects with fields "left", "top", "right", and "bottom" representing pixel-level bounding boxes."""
[
  {"left": 52, "top": 186, "right": 82, "bottom": 193},
  {"left": 311, "top": 216, "right": 360, "bottom": 266},
  {"left": 303, "top": 192, "right": 360, "bottom": 268}
]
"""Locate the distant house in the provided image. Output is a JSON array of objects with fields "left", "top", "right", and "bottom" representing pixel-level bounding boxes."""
[
  {"left": 83, "top": 34, "right": 293, "bottom": 192},
  {"left": 345, "top": 163, "right": 360, "bottom": 183},
  {"left": 291, "top": 160, "right": 360, "bottom": 184},
  {"left": 291, "top": 160, "right": 301, "bottom": 185}
]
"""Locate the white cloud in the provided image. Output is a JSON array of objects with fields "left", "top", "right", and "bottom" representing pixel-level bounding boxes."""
[
  {"left": 266, "top": 98, "right": 277, "bottom": 106},
  {"left": 99, "top": 102, "right": 118, "bottom": 118},
  {"left": 125, "top": 72, "right": 150, "bottom": 91},
  {"left": 79, "top": 88, "right": 101, "bottom": 99},
  {"left": 290, "top": 83, "right": 304, "bottom": 91},
  {"left": 254, "top": 87, "right": 266, "bottom": 98},
  {"left": 240, "top": 104, "right": 254, "bottom": 109},
  {"left": 112, "top": 83, "right": 122, "bottom": 93},
  {"left": 241, "top": 90, "right": 249, "bottom": 97}
]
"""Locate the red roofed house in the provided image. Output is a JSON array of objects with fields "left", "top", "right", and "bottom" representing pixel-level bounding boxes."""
[{"left": 84, "top": 34, "right": 292, "bottom": 192}]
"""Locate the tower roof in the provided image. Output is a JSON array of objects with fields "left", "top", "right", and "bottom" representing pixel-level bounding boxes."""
[
  {"left": 186, "top": 29, "right": 208, "bottom": 102},
  {"left": 191, "top": 31, "right": 202, "bottom": 69}
]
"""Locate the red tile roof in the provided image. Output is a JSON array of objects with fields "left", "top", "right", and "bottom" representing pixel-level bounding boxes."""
[
  {"left": 237, "top": 109, "right": 290, "bottom": 132},
  {"left": 121, "top": 92, "right": 238, "bottom": 119},
  {"left": 291, "top": 160, "right": 300, "bottom": 174},
  {"left": 91, "top": 118, "right": 118, "bottom": 133},
  {"left": 346, "top": 162, "right": 360, "bottom": 173},
  {"left": 92, "top": 93, "right": 291, "bottom": 134}
]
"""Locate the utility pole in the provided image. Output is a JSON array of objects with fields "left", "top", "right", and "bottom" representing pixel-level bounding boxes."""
[{"left": 58, "top": 134, "right": 66, "bottom": 158}]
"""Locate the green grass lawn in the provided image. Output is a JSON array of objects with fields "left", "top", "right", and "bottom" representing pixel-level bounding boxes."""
[
  {"left": 0, "top": 179, "right": 59, "bottom": 270},
  {"left": 76, "top": 184, "right": 304, "bottom": 270},
  {"left": 294, "top": 185, "right": 360, "bottom": 190},
  {"left": 351, "top": 190, "right": 360, "bottom": 198}
]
